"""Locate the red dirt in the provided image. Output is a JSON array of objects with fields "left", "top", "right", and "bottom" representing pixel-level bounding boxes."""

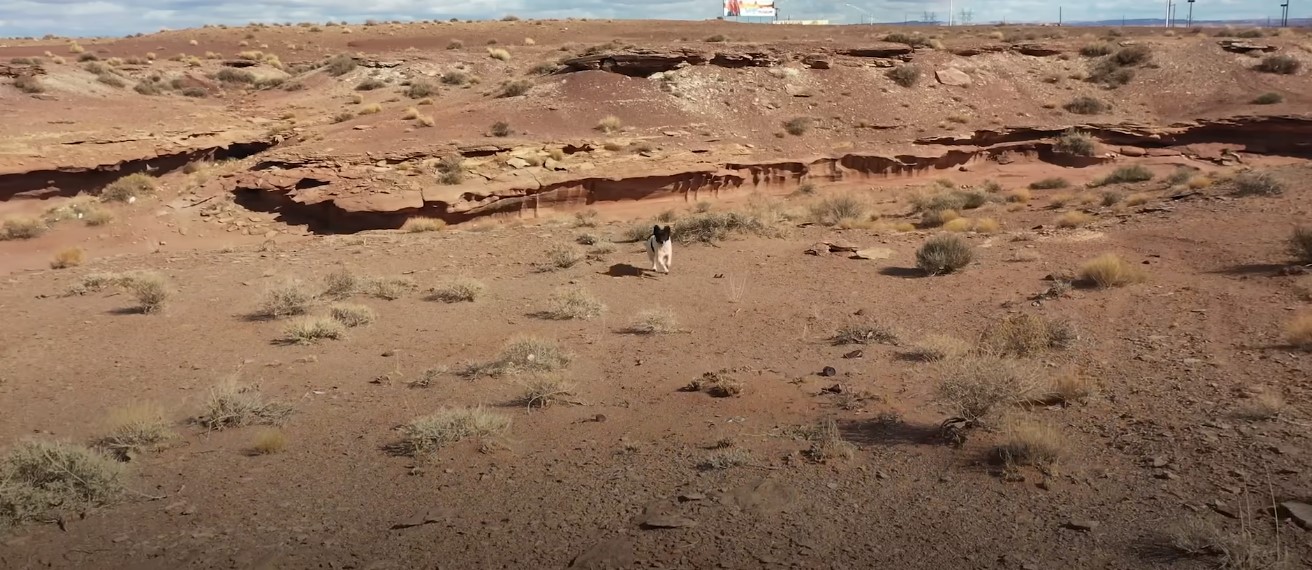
[{"left": 1, "top": 19, "right": 1311, "bottom": 569}]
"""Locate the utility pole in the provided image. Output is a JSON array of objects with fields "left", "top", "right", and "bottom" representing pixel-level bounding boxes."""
[
  {"left": 1281, "top": 2, "right": 1290, "bottom": 27},
  {"left": 1187, "top": 0, "right": 1195, "bottom": 27},
  {"left": 1059, "top": 6, "right": 1063, "bottom": 26}
]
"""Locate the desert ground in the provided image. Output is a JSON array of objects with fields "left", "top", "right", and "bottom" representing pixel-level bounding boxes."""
[{"left": 2, "top": 17, "right": 1312, "bottom": 570}]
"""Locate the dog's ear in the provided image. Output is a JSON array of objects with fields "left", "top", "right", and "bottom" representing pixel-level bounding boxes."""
[
  {"left": 651, "top": 225, "right": 660, "bottom": 237},
  {"left": 663, "top": 225, "right": 673, "bottom": 236}
]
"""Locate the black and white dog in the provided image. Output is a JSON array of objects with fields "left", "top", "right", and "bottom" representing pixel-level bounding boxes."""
[{"left": 645, "top": 225, "right": 673, "bottom": 274}]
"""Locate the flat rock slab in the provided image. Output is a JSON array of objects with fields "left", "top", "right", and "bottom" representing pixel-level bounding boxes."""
[{"left": 936, "top": 67, "right": 972, "bottom": 87}]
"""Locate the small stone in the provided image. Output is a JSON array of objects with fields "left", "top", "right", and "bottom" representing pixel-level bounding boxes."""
[
  {"left": 639, "top": 515, "right": 697, "bottom": 529},
  {"left": 935, "top": 67, "right": 972, "bottom": 86},
  {"left": 842, "top": 350, "right": 863, "bottom": 359},
  {"left": 819, "top": 366, "right": 837, "bottom": 377},
  {"left": 1279, "top": 501, "right": 1312, "bottom": 529},
  {"left": 1149, "top": 456, "right": 1169, "bottom": 468},
  {"left": 677, "top": 493, "right": 705, "bottom": 502},
  {"left": 1064, "top": 520, "right": 1099, "bottom": 531},
  {"left": 1155, "top": 470, "right": 1179, "bottom": 480},
  {"left": 382, "top": 350, "right": 397, "bottom": 357}
]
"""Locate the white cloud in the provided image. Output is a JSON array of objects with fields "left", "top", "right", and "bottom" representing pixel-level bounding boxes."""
[{"left": 0, "top": 0, "right": 1286, "bottom": 37}]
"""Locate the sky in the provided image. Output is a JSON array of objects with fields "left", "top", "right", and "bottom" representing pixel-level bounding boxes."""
[{"left": 0, "top": 0, "right": 1295, "bottom": 38}]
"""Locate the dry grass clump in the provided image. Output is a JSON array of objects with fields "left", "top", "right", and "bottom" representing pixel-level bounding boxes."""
[
  {"left": 256, "top": 279, "right": 315, "bottom": 318},
  {"left": 329, "top": 303, "right": 376, "bottom": 327},
  {"left": 490, "top": 121, "right": 512, "bottom": 137},
  {"left": 626, "top": 308, "right": 678, "bottom": 334},
  {"left": 517, "top": 375, "right": 577, "bottom": 409},
  {"left": 1078, "top": 253, "right": 1148, "bottom": 288},
  {"left": 249, "top": 430, "right": 286, "bottom": 455},
  {"left": 542, "top": 286, "right": 606, "bottom": 320},
  {"left": 1251, "top": 92, "right": 1283, "bottom": 105},
  {"left": 697, "top": 448, "right": 753, "bottom": 471},
  {"left": 487, "top": 47, "right": 512, "bottom": 61},
  {"left": 119, "top": 272, "right": 169, "bottom": 313},
  {"left": 1096, "top": 165, "right": 1154, "bottom": 186},
  {"left": 462, "top": 337, "right": 571, "bottom": 378},
  {"left": 324, "top": 53, "right": 356, "bottom": 76},
  {"left": 2, "top": 216, "right": 48, "bottom": 240},
  {"left": 497, "top": 79, "right": 532, "bottom": 97},
  {"left": 672, "top": 207, "right": 787, "bottom": 244},
  {"left": 14, "top": 74, "right": 46, "bottom": 93},
  {"left": 832, "top": 323, "right": 897, "bottom": 346},
  {"left": 94, "top": 404, "right": 175, "bottom": 460},
  {"left": 1064, "top": 96, "right": 1109, "bottom": 115},
  {"left": 935, "top": 355, "right": 1041, "bottom": 424},
  {"left": 1056, "top": 211, "right": 1093, "bottom": 228},
  {"left": 1079, "top": 43, "right": 1114, "bottom": 57},
  {"left": 992, "top": 416, "right": 1068, "bottom": 468},
  {"left": 595, "top": 115, "right": 622, "bottom": 133},
  {"left": 808, "top": 195, "right": 867, "bottom": 226},
  {"left": 50, "top": 247, "right": 85, "bottom": 269},
  {"left": 1290, "top": 226, "right": 1312, "bottom": 263},
  {"left": 322, "top": 268, "right": 362, "bottom": 299},
  {"left": 979, "top": 314, "right": 1078, "bottom": 357},
  {"left": 797, "top": 419, "right": 856, "bottom": 463},
  {"left": 1054, "top": 129, "right": 1096, "bottom": 156},
  {"left": 100, "top": 173, "right": 156, "bottom": 202},
  {"left": 1029, "top": 177, "right": 1069, "bottom": 190},
  {"left": 941, "top": 218, "right": 972, "bottom": 232},
  {"left": 1231, "top": 171, "right": 1284, "bottom": 197},
  {"left": 1255, "top": 54, "right": 1300, "bottom": 74},
  {"left": 916, "top": 234, "right": 974, "bottom": 275},
  {"left": 402, "top": 217, "right": 446, "bottom": 232},
  {"left": 541, "top": 243, "right": 584, "bottom": 270},
  {"left": 902, "top": 334, "right": 971, "bottom": 362},
  {"left": 397, "top": 407, "right": 511, "bottom": 455},
  {"left": 1287, "top": 313, "right": 1312, "bottom": 350},
  {"left": 0, "top": 440, "right": 126, "bottom": 528},
  {"left": 282, "top": 317, "right": 346, "bottom": 344},
  {"left": 366, "top": 276, "right": 416, "bottom": 300},
  {"left": 1154, "top": 518, "right": 1287, "bottom": 569},
  {"left": 197, "top": 380, "right": 292, "bottom": 429},
  {"left": 1044, "top": 372, "right": 1095, "bottom": 406},
  {"left": 428, "top": 277, "right": 486, "bottom": 303}
]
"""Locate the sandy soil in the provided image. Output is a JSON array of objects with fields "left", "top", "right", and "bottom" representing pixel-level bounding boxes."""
[{"left": 1, "top": 18, "right": 1311, "bottom": 570}]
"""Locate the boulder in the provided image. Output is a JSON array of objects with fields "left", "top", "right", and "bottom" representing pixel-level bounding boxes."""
[{"left": 936, "top": 67, "right": 972, "bottom": 87}]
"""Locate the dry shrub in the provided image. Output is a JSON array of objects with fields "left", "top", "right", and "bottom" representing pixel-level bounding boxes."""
[
  {"left": 256, "top": 279, "right": 315, "bottom": 318},
  {"left": 402, "top": 217, "right": 446, "bottom": 232},
  {"left": 1044, "top": 372, "right": 1095, "bottom": 405},
  {"left": 1256, "top": 54, "right": 1300, "bottom": 74},
  {"left": 0, "top": 440, "right": 126, "bottom": 528},
  {"left": 1231, "top": 171, "right": 1284, "bottom": 197},
  {"left": 120, "top": 272, "right": 168, "bottom": 313},
  {"left": 429, "top": 277, "right": 485, "bottom": 303},
  {"left": 1056, "top": 211, "right": 1093, "bottom": 228},
  {"left": 626, "top": 308, "right": 678, "bottom": 334},
  {"left": 543, "top": 286, "right": 605, "bottom": 320},
  {"left": 323, "top": 268, "right": 361, "bottom": 299},
  {"left": 798, "top": 419, "right": 856, "bottom": 463},
  {"left": 487, "top": 47, "right": 512, "bottom": 61},
  {"left": 1288, "top": 313, "right": 1312, "bottom": 350},
  {"left": 50, "top": 247, "right": 85, "bottom": 269},
  {"left": 541, "top": 243, "right": 584, "bottom": 271},
  {"left": 13, "top": 74, "right": 45, "bottom": 93},
  {"left": 916, "top": 234, "right": 974, "bottom": 275},
  {"left": 2, "top": 216, "right": 48, "bottom": 240},
  {"left": 1251, "top": 92, "right": 1283, "bottom": 105},
  {"left": 979, "top": 314, "right": 1078, "bottom": 356},
  {"left": 95, "top": 404, "right": 174, "bottom": 460},
  {"left": 367, "top": 276, "right": 416, "bottom": 300},
  {"left": 1079, "top": 253, "right": 1147, "bottom": 288},
  {"left": 1054, "top": 129, "right": 1095, "bottom": 156},
  {"left": 903, "top": 334, "right": 971, "bottom": 362},
  {"left": 920, "top": 209, "right": 959, "bottom": 228},
  {"left": 1097, "top": 165, "right": 1154, "bottom": 186},
  {"left": 1064, "top": 96, "right": 1109, "bottom": 115},
  {"left": 100, "top": 173, "right": 156, "bottom": 203},
  {"left": 1029, "top": 177, "right": 1069, "bottom": 190},
  {"left": 517, "top": 375, "right": 576, "bottom": 409},
  {"left": 697, "top": 448, "right": 752, "bottom": 471},
  {"left": 1234, "top": 390, "right": 1286, "bottom": 420},
  {"left": 832, "top": 323, "right": 897, "bottom": 346},
  {"left": 398, "top": 407, "right": 511, "bottom": 455},
  {"left": 595, "top": 115, "right": 622, "bottom": 133},
  {"left": 324, "top": 53, "right": 356, "bottom": 76},
  {"left": 1290, "top": 226, "right": 1312, "bottom": 263},
  {"left": 673, "top": 203, "right": 787, "bottom": 244},
  {"left": 497, "top": 79, "right": 532, "bottom": 97},
  {"left": 573, "top": 209, "right": 600, "bottom": 227},
  {"left": 249, "top": 430, "right": 286, "bottom": 455},
  {"left": 887, "top": 64, "right": 921, "bottom": 87},
  {"left": 1125, "top": 193, "right": 1151, "bottom": 206},
  {"left": 1155, "top": 518, "right": 1287, "bottom": 569},
  {"left": 783, "top": 116, "right": 812, "bottom": 135},
  {"left": 993, "top": 416, "right": 1068, "bottom": 468},
  {"left": 934, "top": 354, "right": 1041, "bottom": 424},
  {"left": 329, "top": 303, "right": 376, "bottom": 327},
  {"left": 282, "top": 317, "right": 346, "bottom": 344},
  {"left": 197, "top": 380, "right": 292, "bottom": 429},
  {"left": 974, "top": 218, "right": 1001, "bottom": 233},
  {"left": 462, "top": 337, "right": 571, "bottom": 378},
  {"left": 808, "top": 195, "right": 867, "bottom": 226}
]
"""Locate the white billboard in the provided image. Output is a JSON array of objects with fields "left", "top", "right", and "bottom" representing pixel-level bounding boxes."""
[{"left": 724, "top": 0, "right": 777, "bottom": 18}]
